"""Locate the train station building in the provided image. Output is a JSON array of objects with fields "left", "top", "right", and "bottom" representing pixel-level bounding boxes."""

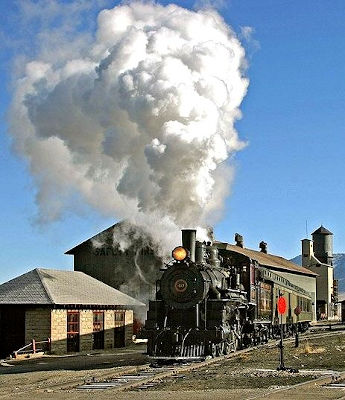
[
  {"left": 0, "top": 268, "right": 144, "bottom": 358},
  {"left": 65, "top": 221, "right": 162, "bottom": 304}
]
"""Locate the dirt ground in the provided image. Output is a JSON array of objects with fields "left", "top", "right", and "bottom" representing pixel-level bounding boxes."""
[{"left": 2, "top": 333, "right": 345, "bottom": 400}]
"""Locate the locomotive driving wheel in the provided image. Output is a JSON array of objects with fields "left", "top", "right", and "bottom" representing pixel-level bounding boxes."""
[
  {"left": 224, "top": 339, "right": 237, "bottom": 354},
  {"left": 223, "top": 341, "right": 231, "bottom": 355},
  {"left": 216, "top": 343, "right": 224, "bottom": 357},
  {"left": 210, "top": 343, "right": 217, "bottom": 358}
]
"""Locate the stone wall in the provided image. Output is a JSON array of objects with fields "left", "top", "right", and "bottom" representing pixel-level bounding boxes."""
[
  {"left": 24, "top": 307, "right": 134, "bottom": 355},
  {"left": 50, "top": 309, "right": 67, "bottom": 354},
  {"left": 79, "top": 310, "right": 93, "bottom": 352},
  {"left": 104, "top": 310, "right": 115, "bottom": 349},
  {"left": 25, "top": 307, "right": 51, "bottom": 346},
  {"left": 125, "top": 309, "right": 134, "bottom": 345}
]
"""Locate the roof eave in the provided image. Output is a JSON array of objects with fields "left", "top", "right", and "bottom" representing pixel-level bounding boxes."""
[{"left": 261, "top": 264, "right": 318, "bottom": 277}]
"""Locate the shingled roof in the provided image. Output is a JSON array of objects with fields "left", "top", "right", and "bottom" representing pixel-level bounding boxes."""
[
  {"left": 216, "top": 242, "right": 318, "bottom": 277},
  {"left": 312, "top": 225, "right": 333, "bottom": 235},
  {"left": 0, "top": 268, "right": 145, "bottom": 306}
]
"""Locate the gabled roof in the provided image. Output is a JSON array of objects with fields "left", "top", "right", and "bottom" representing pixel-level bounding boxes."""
[
  {"left": 65, "top": 222, "right": 119, "bottom": 254},
  {"left": 0, "top": 268, "right": 145, "bottom": 306},
  {"left": 312, "top": 225, "right": 333, "bottom": 235},
  {"left": 215, "top": 242, "right": 318, "bottom": 277}
]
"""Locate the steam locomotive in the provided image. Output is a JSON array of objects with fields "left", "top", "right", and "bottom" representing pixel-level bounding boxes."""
[{"left": 143, "top": 229, "right": 312, "bottom": 361}]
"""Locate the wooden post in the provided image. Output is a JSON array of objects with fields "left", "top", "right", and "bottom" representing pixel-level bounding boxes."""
[{"left": 32, "top": 339, "right": 36, "bottom": 354}]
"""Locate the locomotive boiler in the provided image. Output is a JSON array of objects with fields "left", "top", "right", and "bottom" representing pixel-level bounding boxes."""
[{"left": 143, "top": 229, "right": 312, "bottom": 361}]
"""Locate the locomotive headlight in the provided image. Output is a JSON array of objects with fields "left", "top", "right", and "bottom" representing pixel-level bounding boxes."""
[{"left": 172, "top": 246, "right": 188, "bottom": 261}]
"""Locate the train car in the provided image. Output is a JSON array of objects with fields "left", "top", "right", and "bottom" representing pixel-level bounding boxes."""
[
  {"left": 143, "top": 229, "right": 312, "bottom": 361},
  {"left": 256, "top": 267, "right": 312, "bottom": 337}
]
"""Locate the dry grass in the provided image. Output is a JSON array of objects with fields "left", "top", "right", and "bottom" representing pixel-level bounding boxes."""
[{"left": 300, "top": 340, "right": 326, "bottom": 354}]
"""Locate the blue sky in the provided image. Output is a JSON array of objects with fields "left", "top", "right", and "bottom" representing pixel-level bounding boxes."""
[{"left": 1, "top": 0, "right": 345, "bottom": 284}]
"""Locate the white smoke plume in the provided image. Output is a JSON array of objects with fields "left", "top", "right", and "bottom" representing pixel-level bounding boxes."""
[{"left": 10, "top": 1, "right": 249, "bottom": 249}]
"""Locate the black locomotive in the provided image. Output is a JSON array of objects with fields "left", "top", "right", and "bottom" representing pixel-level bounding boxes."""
[{"left": 143, "top": 229, "right": 312, "bottom": 361}]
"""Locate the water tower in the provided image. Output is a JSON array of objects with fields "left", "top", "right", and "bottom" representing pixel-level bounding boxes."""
[{"left": 312, "top": 225, "right": 333, "bottom": 266}]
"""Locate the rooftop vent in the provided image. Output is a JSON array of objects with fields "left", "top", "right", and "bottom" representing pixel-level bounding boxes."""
[
  {"left": 235, "top": 233, "right": 243, "bottom": 248},
  {"left": 259, "top": 241, "right": 268, "bottom": 253}
]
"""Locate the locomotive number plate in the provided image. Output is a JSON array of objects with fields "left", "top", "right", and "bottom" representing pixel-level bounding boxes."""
[{"left": 174, "top": 279, "right": 188, "bottom": 293}]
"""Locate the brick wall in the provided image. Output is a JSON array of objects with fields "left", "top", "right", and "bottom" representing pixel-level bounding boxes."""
[
  {"left": 79, "top": 310, "right": 93, "bottom": 352},
  {"left": 25, "top": 307, "right": 51, "bottom": 347},
  {"left": 50, "top": 309, "right": 67, "bottom": 354}
]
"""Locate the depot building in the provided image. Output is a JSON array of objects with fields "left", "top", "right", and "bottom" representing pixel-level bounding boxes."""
[{"left": 0, "top": 268, "right": 144, "bottom": 358}]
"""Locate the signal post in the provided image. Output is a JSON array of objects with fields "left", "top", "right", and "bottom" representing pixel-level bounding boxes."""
[
  {"left": 276, "top": 294, "right": 299, "bottom": 373},
  {"left": 277, "top": 295, "right": 287, "bottom": 371}
]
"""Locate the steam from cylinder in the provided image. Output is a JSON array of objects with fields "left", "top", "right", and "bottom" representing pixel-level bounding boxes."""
[{"left": 9, "top": 1, "right": 249, "bottom": 247}]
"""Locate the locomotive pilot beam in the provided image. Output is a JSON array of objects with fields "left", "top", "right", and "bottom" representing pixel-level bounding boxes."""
[{"left": 143, "top": 229, "right": 314, "bottom": 362}]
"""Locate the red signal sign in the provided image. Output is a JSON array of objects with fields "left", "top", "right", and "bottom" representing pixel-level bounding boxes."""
[{"left": 277, "top": 296, "right": 287, "bottom": 315}]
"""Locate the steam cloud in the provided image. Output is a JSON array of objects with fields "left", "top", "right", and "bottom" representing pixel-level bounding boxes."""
[{"left": 10, "top": 1, "right": 248, "bottom": 247}]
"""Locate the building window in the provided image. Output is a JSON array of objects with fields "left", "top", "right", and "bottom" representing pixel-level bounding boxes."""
[
  {"left": 67, "top": 311, "right": 80, "bottom": 352},
  {"left": 258, "top": 282, "right": 272, "bottom": 318},
  {"left": 115, "top": 311, "right": 125, "bottom": 322},
  {"left": 92, "top": 311, "right": 104, "bottom": 350}
]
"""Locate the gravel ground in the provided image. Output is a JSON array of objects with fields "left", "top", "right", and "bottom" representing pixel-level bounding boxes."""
[{"left": 2, "top": 332, "right": 345, "bottom": 400}]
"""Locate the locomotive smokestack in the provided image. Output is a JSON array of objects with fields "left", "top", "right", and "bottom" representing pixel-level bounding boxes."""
[
  {"left": 235, "top": 233, "right": 244, "bottom": 248},
  {"left": 259, "top": 241, "right": 268, "bottom": 253},
  {"left": 182, "top": 229, "right": 196, "bottom": 262}
]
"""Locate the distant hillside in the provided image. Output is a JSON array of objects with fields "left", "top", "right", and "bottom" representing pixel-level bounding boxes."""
[{"left": 290, "top": 253, "right": 345, "bottom": 293}]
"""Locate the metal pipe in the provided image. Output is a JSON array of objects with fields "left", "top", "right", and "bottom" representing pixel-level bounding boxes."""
[
  {"left": 195, "top": 304, "right": 200, "bottom": 329},
  {"left": 204, "top": 298, "right": 207, "bottom": 330}
]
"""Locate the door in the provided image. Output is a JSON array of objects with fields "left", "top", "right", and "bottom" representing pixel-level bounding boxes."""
[
  {"left": 92, "top": 311, "right": 104, "bottom": 350},
  {"left": 0, "top": 306, "right": 25, "bottom": 358},
  {"left": 67, "top": 311, "right": 80, "bottom": 352},
  {"left": 114, "top": 311, "right": 126, "bottom": 348}
]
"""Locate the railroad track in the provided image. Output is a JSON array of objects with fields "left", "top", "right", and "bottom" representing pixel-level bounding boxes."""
[
  {"left": 74, "top": 328, "right": 345, "bottom": 392},
  {"left": 75, "top": 345, "right": 255, "bottom": 392}
]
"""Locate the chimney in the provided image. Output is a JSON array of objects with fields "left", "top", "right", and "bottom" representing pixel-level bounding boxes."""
[
  {"left": 235, "top": 233, "right": 243, "bottom": 248},
  {"left": 182, "top": 229, "right": 196, "bottom": 262},
  {"left": 259, "top": 241, "right": 267, "bottom": 253}
]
